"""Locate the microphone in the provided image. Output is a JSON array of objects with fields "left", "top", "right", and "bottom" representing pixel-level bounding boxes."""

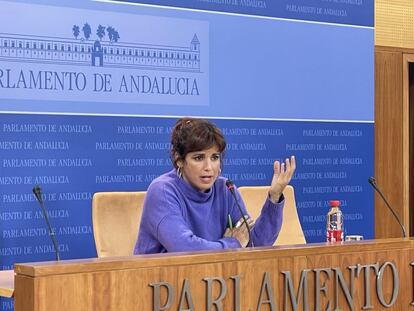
[
  {"left": 32, "top": 185, "right": 60, "bottom": 261},
  {"left": 368, "top": 177, "right": 407, "bottom": 238},
  {"left": 225, "top": 180, "right": 253, "bottom": 247}
]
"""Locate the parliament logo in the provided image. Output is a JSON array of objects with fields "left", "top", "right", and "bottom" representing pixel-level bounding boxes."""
[
  {"left": 0, "top": 24, "right": 200, "bottom": 72},
  {"left": 0, "top": 1, "right": 209, "bottom": 108}
]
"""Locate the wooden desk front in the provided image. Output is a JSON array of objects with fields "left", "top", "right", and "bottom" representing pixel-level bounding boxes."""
[{"left": 5, "top": 238, "right": 414, "bottom": 310}]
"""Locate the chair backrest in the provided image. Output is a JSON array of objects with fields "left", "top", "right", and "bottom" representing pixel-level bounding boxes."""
[
  {"left": 237, "top": 185, "right": 306, "bottom": 246},
  {"left": 92, "top": 191, "right": 146, "bottom": 258}
]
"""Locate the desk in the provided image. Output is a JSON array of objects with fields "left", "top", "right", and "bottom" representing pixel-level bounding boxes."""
[{"left": 2, "top": 238, "right": 414, "bottom": 310}]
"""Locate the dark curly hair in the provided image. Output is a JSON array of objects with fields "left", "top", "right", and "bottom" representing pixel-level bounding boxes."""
[{"left": 171, "top": 118, "right": 226, "bottom": 168}]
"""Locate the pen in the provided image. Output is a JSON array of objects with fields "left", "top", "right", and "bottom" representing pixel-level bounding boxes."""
[{"left": 227, "top": 214, "right": 233, "bottom": 229}]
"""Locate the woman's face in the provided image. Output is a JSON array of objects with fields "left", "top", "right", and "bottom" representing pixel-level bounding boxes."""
[{"left": 178, "top": 145, "right": 221, "bottom": 192}]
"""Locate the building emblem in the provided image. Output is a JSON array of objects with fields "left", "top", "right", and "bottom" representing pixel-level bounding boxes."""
[{"left": 0, "top": 23, "right": 200, "bottom": 72}]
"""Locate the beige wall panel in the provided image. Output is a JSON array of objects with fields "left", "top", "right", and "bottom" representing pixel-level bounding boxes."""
[{"left": 376, "top": 0, "right": 414, "bottom": 48}]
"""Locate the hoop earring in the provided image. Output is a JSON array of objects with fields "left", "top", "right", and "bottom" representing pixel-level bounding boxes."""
[{"left": 177, "top": 167, "right": 183, "bottom": 179}]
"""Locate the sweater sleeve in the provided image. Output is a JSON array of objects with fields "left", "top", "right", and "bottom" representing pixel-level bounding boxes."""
[
  {"left": 229, "top": 187, "right": 284, "bottom": 247},
  {"left": 157, "top": 214, "right": 240, "bottom": 252},
  {"left": 146, "top": 182, "right": 240, "bottom": 253},
  {"left": 250, "top": 194, "right": 284, "bottom": 246}
]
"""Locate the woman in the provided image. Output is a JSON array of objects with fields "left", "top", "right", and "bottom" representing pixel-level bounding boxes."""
[{"left": 134, "top": 117, "right": 296, "bottom": 254}]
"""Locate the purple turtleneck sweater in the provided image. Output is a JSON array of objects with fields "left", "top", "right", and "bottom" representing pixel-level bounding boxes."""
[{"left": 134, "top": 169, "right": 284, "bottom": 254}]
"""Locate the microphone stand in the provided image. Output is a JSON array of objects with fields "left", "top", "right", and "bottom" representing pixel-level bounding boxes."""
[
  {"left": 368, "top": 177, "right": 407, "bottom": 238},
  {"left": 32, "top": 185, "right": 61, "bottom": 261},
  {"left": 225, "top": 180, "right": 253, "bottom": 247}
]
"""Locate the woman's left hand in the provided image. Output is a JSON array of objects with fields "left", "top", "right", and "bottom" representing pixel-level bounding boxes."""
[
  {"left": 268, "top": 156, "right": 296, "bottom": 203},
  {"left": 223, "top": 218, "right": 255, "bottom": 248}
]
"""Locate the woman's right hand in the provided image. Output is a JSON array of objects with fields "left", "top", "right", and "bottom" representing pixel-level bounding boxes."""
[{"left": 224, "top": 218, "right": 255, "bottom": 247}]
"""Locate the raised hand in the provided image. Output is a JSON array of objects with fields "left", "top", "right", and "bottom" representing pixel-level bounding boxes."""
[{"left": 269, "top": 156, "right": 296, "bottom": 203}]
